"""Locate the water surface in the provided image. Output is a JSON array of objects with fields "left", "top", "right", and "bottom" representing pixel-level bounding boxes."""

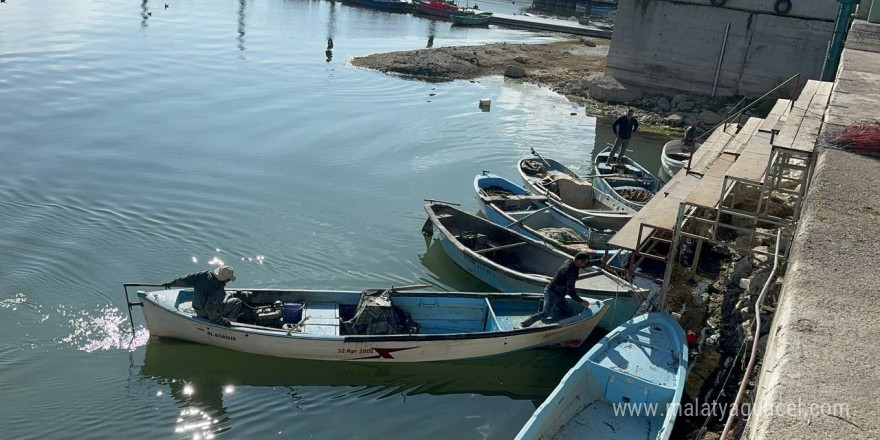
[{"left": 0, "top": 0, "right": 669, "bottom": 438}]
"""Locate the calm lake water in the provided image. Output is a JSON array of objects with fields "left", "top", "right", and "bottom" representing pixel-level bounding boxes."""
[{"left": 0, "top": 0, "right": 671, "bottom": 438}]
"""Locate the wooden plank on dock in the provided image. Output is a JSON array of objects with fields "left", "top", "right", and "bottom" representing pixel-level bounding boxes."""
[
  {"left": 607, "top": 172, "right": 700, "bottom": 251},
  {"left": 723, "top": 117, "right": 762, "bottom": 155},
  {"left": 684, "top": 159, "right": 734, "bottom": 208},
  {"left": 688, "top": 127, "right": 735, "bottom": 174},
  {"left": 758, "top": 99, "right": 791, "bottom": 133},
  {"left": 726, "top": 151, "right": 772, "bottom": 181},
  {"left": 776, "top": 80, "right": 834, "bottom": 153}
]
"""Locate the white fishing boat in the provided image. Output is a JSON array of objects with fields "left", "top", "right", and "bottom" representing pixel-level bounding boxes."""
[
  {"left": 422, "top": 202, "right": 646, "bottom": 330},
  {"left": 516, "top": 153, "right": 635, "bottom": 232},
  {"left": 515, "top": 312, "right": 688, "bottom": 440},
  {"left": 593, "top": 144, "right": 662, "bottom": 210},
  {"left": 125, "top": 284, "right": 607, "bottom": 362},
  {"left": 474, "top": 171, "right": 627, "bottom": 265}
]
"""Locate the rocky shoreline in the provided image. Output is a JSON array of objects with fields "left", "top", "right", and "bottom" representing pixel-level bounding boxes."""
[{"left": 351, "top": 38, "right": 764, "bottom": 136}]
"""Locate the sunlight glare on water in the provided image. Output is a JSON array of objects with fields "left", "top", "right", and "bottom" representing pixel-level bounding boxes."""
[{"left": 59, "top": 306, "right": 149, "bottom": 353}]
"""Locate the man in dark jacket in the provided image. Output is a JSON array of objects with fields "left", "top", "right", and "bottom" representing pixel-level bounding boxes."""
[
  {"left": 164, "top": 265, "right": 241, "bottom": 326},
  {"left": 609, "top": 109, "right": 639, "bottom": 163},
  {"left": 520, "top": 252, "right": 595, "bottom": 328}
]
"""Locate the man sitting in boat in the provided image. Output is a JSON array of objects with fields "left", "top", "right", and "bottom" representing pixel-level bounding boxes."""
[
  {"left": 163, "top": 265, "right": 242, "bottom": 327},
  {"left": 519, "top": 252, "right": 595, "bottom": 328},
  {"left": 609, "top": 109, "right": 639, "bottom": 164}
]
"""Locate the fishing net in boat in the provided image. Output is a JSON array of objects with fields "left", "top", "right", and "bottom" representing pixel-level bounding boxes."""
[
  {"left": 537, "top": 227, "right": 588, "bottom": 244},
  {"left": 341, "top": 289, "right": 419, "bottom": 335},
  {"left": 480, "top": 185, "right": 517, "bottom": 198},
  {"left": 616, "top": 186, "right": 654, "bottom": 204},
  {"left": 520, "top": 159, "right": 547, "bottom": 176},
  {"left": 822, "top": 123, "right": 880, "bottom": 159}
]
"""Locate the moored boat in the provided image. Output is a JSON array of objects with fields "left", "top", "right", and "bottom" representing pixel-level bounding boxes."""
[
  {"left": 422, "top": 202, "right": 646, "bottom": 330},
  {"left": 126, "top": 284, "right": 607, "bottom": 362},
  {"left": 516, "top": 154, "right": 635, "bottom": 233},
  {"left": 343, "top": 0, "right": 411, "bottom": 11},
  {"left": 514, "top": 312, "right": 688, "bottom": 440},
  {"left": 414, "top": 0, "right": 459, "bottom": 17},
  {"left": 593, "top": 143, "right": 662, "bottom": 210},
  {"left": 450, "top": 10, "right": 492, "bottom": 25},
  {"left": 474, "top": 172, "right": 627, "bottom": 266}
]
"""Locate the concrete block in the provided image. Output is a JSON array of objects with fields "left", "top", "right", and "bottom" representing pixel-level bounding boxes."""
[
  {"left": 668, "top": 0, "right": 838, "bottom": 21},
  {"left": 606, "top": 0, "right": 835, "bottom": 96}
]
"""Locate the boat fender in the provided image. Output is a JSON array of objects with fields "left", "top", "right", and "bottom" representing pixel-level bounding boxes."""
[
  {"left": 709, "top": 0, "right": 728, "bottom": 6},
  {"left": 773, "top": 0, "right": 792, "bottom": 15}
]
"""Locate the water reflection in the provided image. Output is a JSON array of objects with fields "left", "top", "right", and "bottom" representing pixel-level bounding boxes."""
[
  {"left": 237, "top": 0, "right": 247, "bottom": 53},
  {"left": 141, "top": 0, "right": 150, "bottom": 28},
  {"left": 325, "top": 1, "right": 336, "bottom": 62},
  {"left": 140, "top": 338, "right": 577, "bottom": 411},
  {"left": 426, "top": 20, "right": 436, "bottom": 48},
  {"left": 419, "top": 235, "right": 495, "bottom": 293}
]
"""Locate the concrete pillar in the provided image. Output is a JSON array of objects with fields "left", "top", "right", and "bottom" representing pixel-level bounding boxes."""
[{"left": 870, "top": 0, "right": 880, "bottom": 23}]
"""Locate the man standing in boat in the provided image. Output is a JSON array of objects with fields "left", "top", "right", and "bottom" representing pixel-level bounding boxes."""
[
  {"left": 519, "top": 252, "right": 595, "bottom": 328},
  {"left": 163, "top": 265, "right": 242, "bottom": 326},
  {"left": 609, "top": 109, "right": 639, "bottom": 164}
]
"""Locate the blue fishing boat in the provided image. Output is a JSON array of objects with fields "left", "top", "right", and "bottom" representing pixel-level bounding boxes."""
[
  {"left": 515, "top": 312, "right": 688, "bottom": 440},
  {"left": 422, "top": 202, "right": 646, "bottom": 330},
  {"left": 591, "top": 144, "right": 662, "bottom": 210},
  {"left": 474, "top": 172, "right": 628, "bottom": 266},
  {"left": 516, "top": 154, "right": 635, "bottom": 231}
]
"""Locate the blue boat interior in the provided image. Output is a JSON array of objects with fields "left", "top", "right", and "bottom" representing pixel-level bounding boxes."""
[
  {"left": 147, "top": 288, "right": 592, "bottom": 337},
  {"left": 527, "top": 314, "right": 686, "bottom": 440}
]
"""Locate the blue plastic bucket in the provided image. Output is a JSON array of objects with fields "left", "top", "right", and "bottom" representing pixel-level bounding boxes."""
[{"left": 283, "top": 303, "right": 304, "bottom": 324}]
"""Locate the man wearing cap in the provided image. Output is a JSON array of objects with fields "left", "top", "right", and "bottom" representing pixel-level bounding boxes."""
[
  {"left": 520, "top": 252, "right": 596, "bottom": 328},
  {"left": 164, "top": 265, "right": 242, "bottom": 326}
]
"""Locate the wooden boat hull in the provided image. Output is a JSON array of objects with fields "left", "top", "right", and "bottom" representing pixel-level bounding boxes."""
[
  {"left": 136, "top": 287, "right": 607, "bottom": 362},
  {"left": 423, "top": 203, "right": 645, "bottom": 330},
  {"left": 516, "top": 157, "right": 635, "bottom": 231},
  {"left": 474, "top": 173, "right": 628, "bottom": 266},
  {"left": 515, "top": 312, "right": 688, "bottom": 440}
]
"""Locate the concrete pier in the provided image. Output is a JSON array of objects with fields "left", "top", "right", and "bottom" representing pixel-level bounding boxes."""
[{"left": 746, "top": 19, "right": 880, "bottom": 440}]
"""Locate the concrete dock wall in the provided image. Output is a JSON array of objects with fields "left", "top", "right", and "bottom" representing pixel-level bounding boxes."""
[{"left": 606, "top": 0, "right": 837, "bottom": 96}]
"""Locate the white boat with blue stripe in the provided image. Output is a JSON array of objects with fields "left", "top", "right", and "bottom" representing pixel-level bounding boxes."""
[
  {"left": 125, "top": 284, "right": 607, "bottom": 362},
  {"left": 514, "top": 312, "right": 688, "bottom": 440},
  {"left": 422, "top": 202, "right": 646, "bottom": 330}
]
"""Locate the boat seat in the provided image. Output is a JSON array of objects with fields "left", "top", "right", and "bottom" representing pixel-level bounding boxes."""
[{"left": 302, "top": 302, "right": 341, "bottom": 336}]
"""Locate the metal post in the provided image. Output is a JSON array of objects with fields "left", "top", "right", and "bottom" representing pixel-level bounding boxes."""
[
  {"left": 823, "top": 0, "right": 861, "bottom": 81},
  {"left": 712, "top": 22, "right": 731, "bottom": 97},
  {"left": 658, "top": 203, "right": 687, "bottom": 309}
]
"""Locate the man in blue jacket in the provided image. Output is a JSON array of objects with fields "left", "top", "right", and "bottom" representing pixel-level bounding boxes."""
[
  {"left": 609, "top": 109, "right": 639, "bottom": 163},
  {"left": 164, "top": 265, "right": 241, "bottom": 326}
]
